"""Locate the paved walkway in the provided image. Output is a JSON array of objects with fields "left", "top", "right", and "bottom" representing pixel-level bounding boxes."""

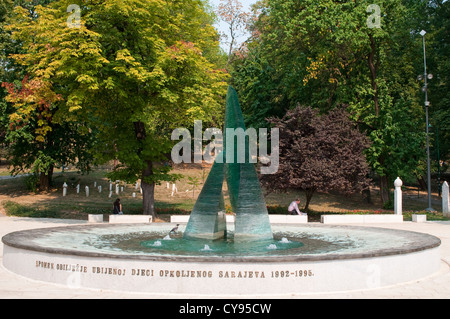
[{"left": 0, "top": 215, "right": 449, "bottom": 299}]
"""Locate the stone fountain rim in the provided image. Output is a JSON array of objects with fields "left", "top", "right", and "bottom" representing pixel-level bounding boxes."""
[{"left": 1, "top": 223, "right": 441, "bottom": 263}]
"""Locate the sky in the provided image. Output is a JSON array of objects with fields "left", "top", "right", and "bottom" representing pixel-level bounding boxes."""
[{"left": 208, "top": 0, "right": 257, "bottom": 52}]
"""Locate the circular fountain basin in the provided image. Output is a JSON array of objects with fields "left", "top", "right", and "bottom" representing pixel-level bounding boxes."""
[{"left": 2, "top": 223, "right": 441, "bottom": 296}]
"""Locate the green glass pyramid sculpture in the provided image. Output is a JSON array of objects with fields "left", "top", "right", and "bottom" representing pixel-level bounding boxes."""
[
  {"left": 183, "top": 159, "right": 227, "bottom": 240},
  {"left": 184, "top": 86, "right": 273, "bottom": 241}
]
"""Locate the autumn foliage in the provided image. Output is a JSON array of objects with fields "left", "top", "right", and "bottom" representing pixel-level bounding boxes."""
[{"left": 2, "top": 76, "right": 61, "bottom": 142}]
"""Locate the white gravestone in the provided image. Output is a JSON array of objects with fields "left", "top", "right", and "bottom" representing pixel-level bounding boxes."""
[
  {"left": 443, "top": 181, "right": 449, "bottom": 217},
  {"left": 171, "top": 183, "right": 178, "bottom": 197}
]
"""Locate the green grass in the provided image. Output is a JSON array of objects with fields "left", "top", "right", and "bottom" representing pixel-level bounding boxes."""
[
  {"left": 2, "top": 200, "right": 86, "bottom": 219},
  {"left": 401, "top": 210, "right": 449, "bottom": 221},
  {"left": 1, "top": 200, "right": 190, "bottom": 220}
]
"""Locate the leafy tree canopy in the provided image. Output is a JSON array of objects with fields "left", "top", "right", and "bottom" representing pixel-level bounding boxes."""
[{"left": 5, "top": 0, "right": 229, "bottom": 213}]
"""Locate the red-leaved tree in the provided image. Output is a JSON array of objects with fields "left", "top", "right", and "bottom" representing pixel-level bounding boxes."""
[{"left": 261, "top": 106, "right": 371, "bottom": 210}]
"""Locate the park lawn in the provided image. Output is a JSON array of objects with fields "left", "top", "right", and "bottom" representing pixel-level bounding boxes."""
[
  {"left": 0, "top": 166, "right": 204, "bottom": 221},
  {"left": 0, "top": 165, "right": 448, "bottom": 222}
]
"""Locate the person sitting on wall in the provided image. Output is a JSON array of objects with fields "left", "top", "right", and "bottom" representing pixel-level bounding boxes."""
[
  {"left": 288, "top": 198, "right": 307, "bottom": 216},
  {"left": 113, "top": 198, "right": 123, "bottom": 215}
]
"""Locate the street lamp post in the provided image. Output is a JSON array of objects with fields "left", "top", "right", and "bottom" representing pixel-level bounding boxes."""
[
  {"left": 419, "top": 30, "right": 435, "bottom": 212},
  {"left": 436, "top": 126, "right": 441, "bottom": 197}
]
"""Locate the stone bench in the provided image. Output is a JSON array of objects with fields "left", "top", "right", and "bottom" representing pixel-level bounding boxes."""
[
  {"left": 269, "top": 215, "right": 308, "bottom": 224},
  {"left": 321, "top": 214, "right": 403, "bottom": 224},
  {"left": 170, "top": 215, "right": 190, "bottom": 223},
  {"left": 109, "top": 215, "right": 153, "bottom": 224},
  {"left": 412, "top": 214, "right": 427, "bottom": 223},
  {"left": 88, "top": 214, "right": 104, "bottom": 223}
]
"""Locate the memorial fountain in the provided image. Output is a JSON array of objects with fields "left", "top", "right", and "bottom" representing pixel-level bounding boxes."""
[
  {"left": 184, "top": 86, "right": 272, "bottom": 242},
  {"left": 1, "top": 87, "right": 442, "bottom": 296}
]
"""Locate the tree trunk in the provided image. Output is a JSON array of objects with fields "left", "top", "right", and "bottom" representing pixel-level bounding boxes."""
[
  {"left": 133, "top": 121, "right": 156, "bottom": 218},
  {"left": 38, "top": 166, "right": 53, "bottom": 191},
  {"left": 141, "top": 160, "right": 156, "bottom": 219},
  {"left": 377, "top": 155, "right": 390, "bottom": 204},
  {"left": 362, "top": 187, "right": 372, "bottom": 204},
  {"left": 379, "top": 175, "right": 390, "bottom": 205},
  {"left": 368, "top": 34, "right": 380, "bottom": 117},
  {"left": 227, "top": 25, "right": 235, "bottom": 67},
  {"left": 304, "top": 188, "right": 316, "bottom": 211},
  {"left": 417, "top": 175, "right": 427, "bottom": 191},
  {"left": 142, "top": 181, "right": 155, "bottom": 218}
]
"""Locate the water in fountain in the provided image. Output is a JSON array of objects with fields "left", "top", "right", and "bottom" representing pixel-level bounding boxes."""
[
  {"left": 201, "top": 245, "right": 213, "bottom": 252},
  {"left": 151, "top": 241, "right": 162, "bottom": 247},
  {"left": 139, "top": 226, "right": 304, "bottom": 257}
]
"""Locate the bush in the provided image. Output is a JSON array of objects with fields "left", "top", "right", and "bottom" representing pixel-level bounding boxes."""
[
  {"left": 24, "top": 174, "right": 39, "bottom": 193},
  {"left": 155, "top": 207, "right": 190, "bottom": 215},
  {"left": 267, "top": 205, "right": 289, "bottom": 215}
]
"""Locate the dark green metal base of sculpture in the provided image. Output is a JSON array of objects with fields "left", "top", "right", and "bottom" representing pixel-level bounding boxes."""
[{"left": 184, "top": 86, "right": 273, "bottom": 241}]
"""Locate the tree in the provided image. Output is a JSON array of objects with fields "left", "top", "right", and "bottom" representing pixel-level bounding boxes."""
[
  {"left": 233, "top": 0, "right": 428, "bottom": 204},
  {"left": 424, "top": 0, "right": 450, "bottom": 175},
  {"left": 1, "top": 0, "right": 93, "bottom": 190},
  {"left": 217, "top": 0, "right": 250, "bottom": 66},
  {"left": 187, "top": 176, "right": 200, "bottom": 199},
  {"left": 6, "top": 0, "right": 228, "bottom": 216},
  {"left": 0, "top": 0, "right": 14, "bottom": 147},
  {"left": 2, "top": 76, "right": 94, "bottom": 190},
  {"left": 261, "top": 106, "right": 371, "bottom": 210}
]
